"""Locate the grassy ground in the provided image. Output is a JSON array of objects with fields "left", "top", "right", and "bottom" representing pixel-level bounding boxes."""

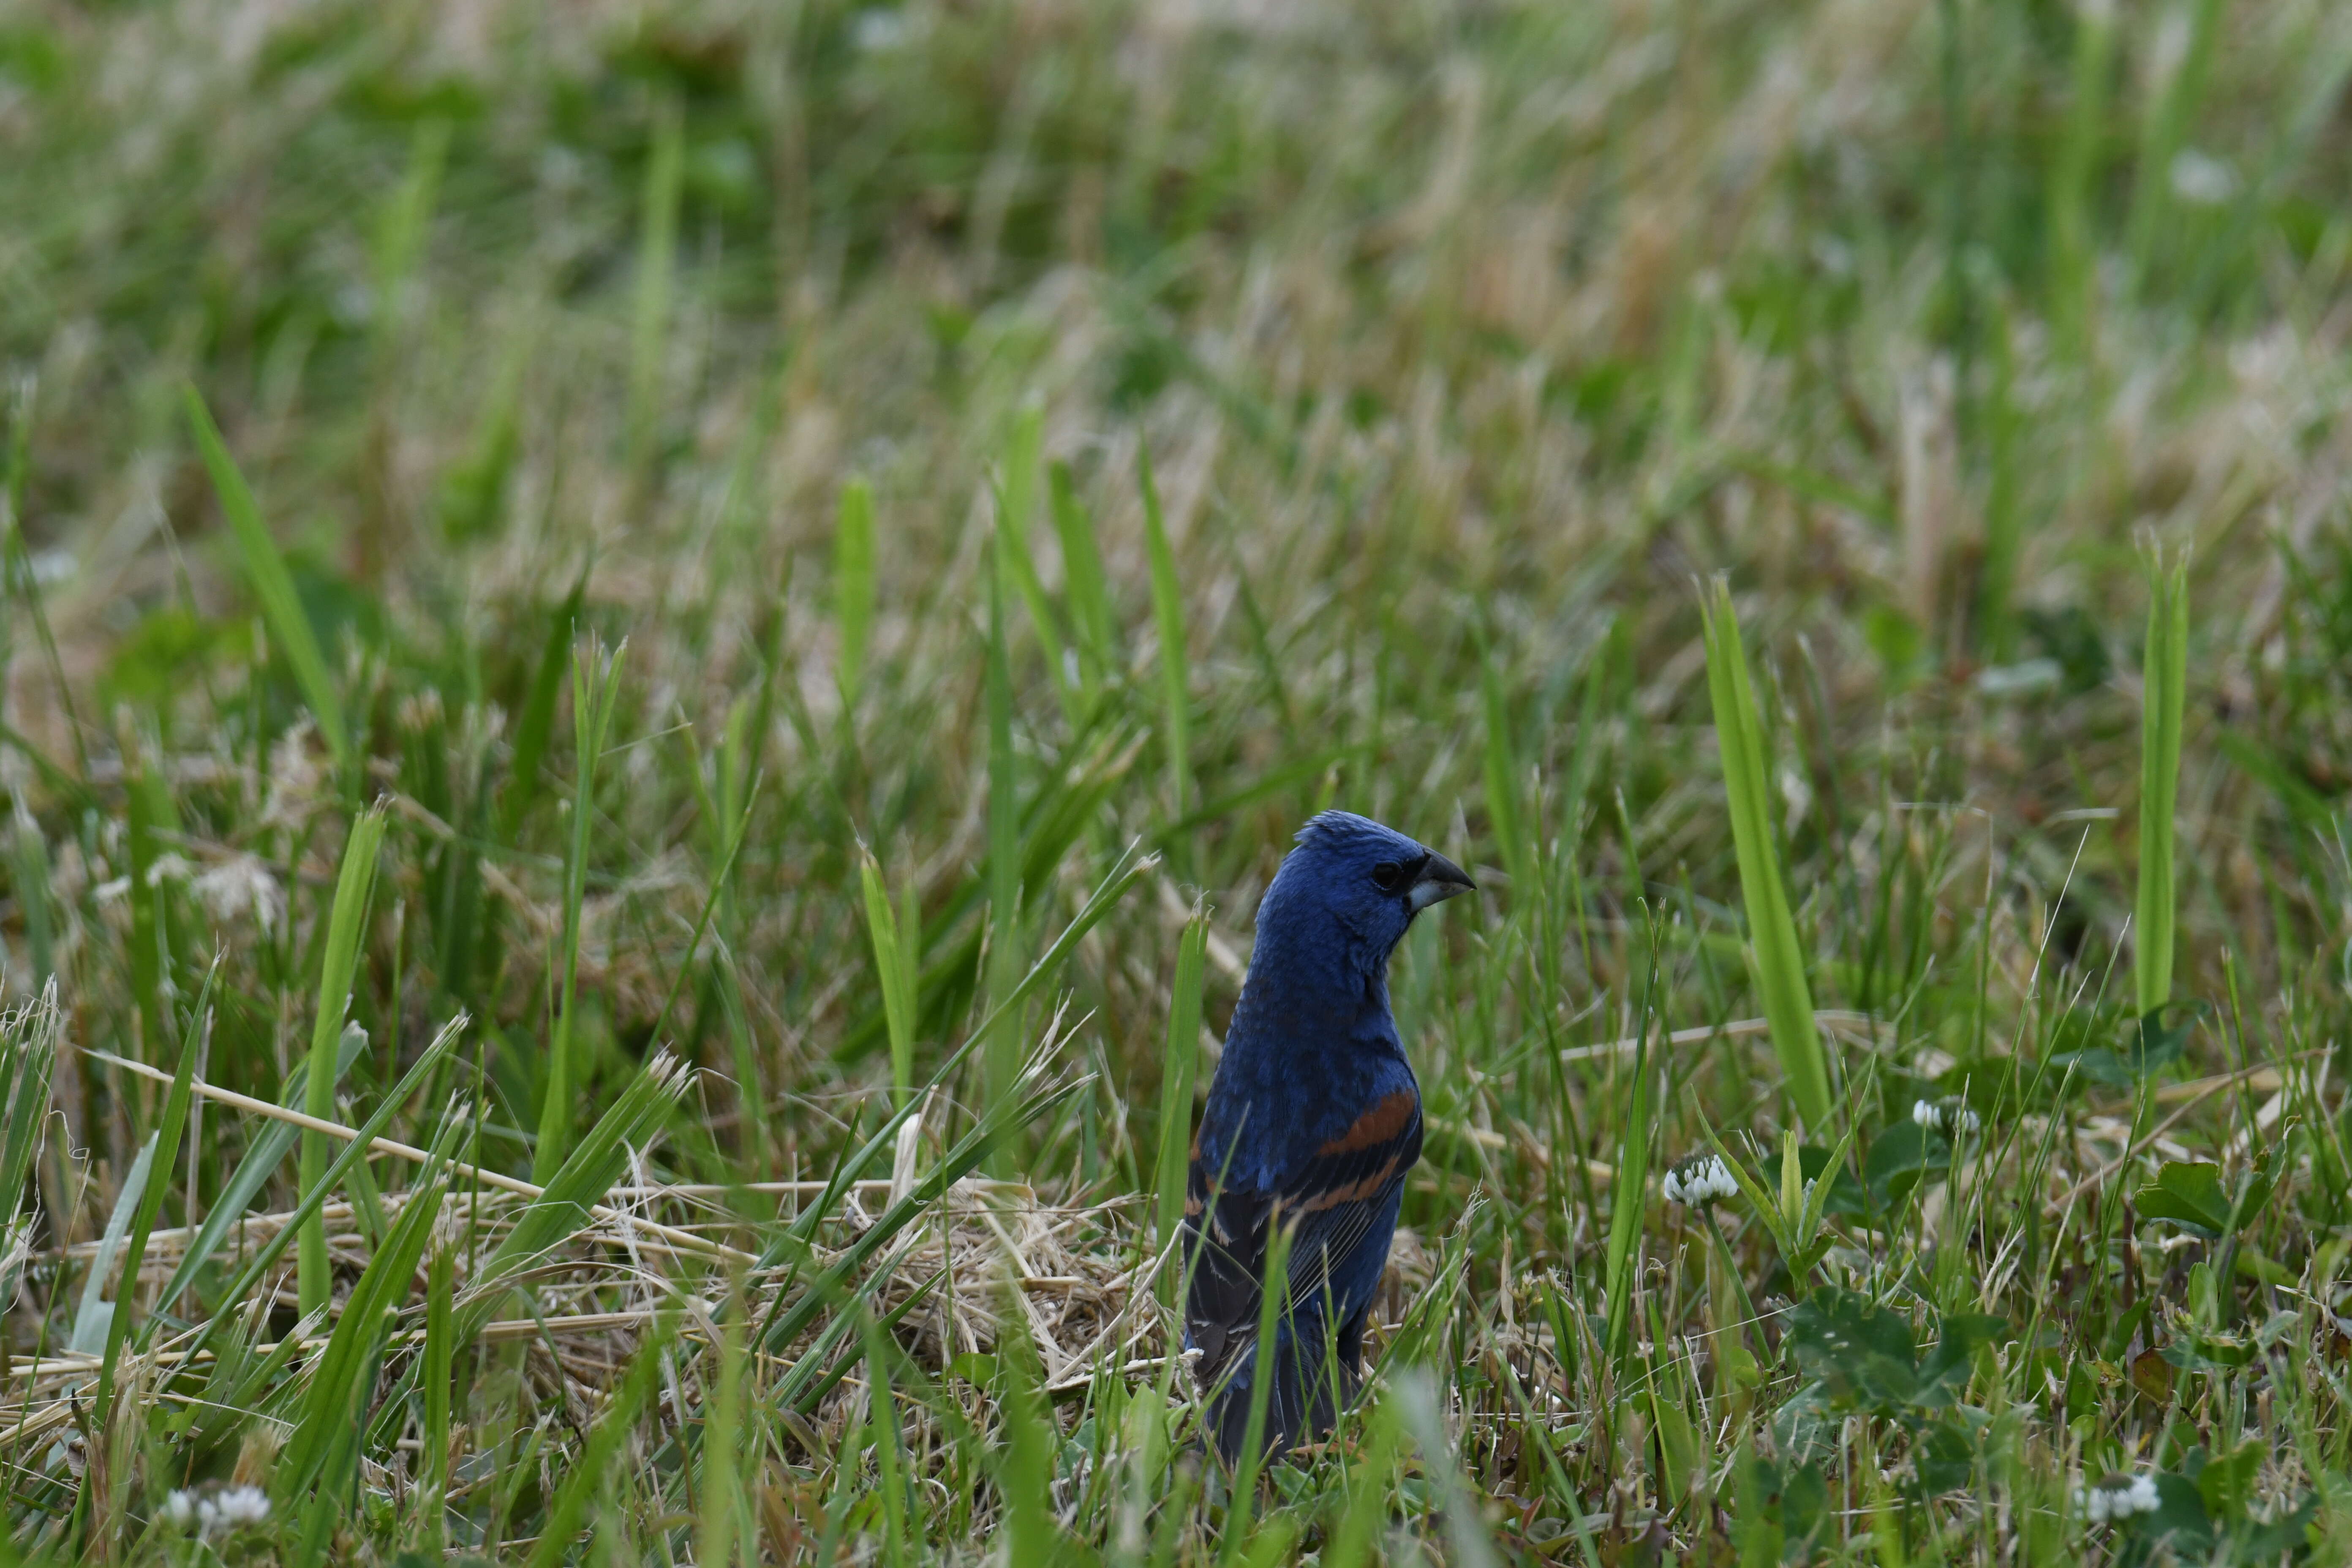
[{"left": 3, "top": 0, "right": 2352, "bottom": 1561}]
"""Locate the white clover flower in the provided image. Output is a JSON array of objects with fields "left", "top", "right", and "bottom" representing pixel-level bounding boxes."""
[
  {"left": 1912, "top": 1098, "right": 1980, "bottom": 1134},
  {"left": 2169, "top": 150, "right": 2238, "bottom": 207},
  {"left": 853, "top": 8, "right": 915, "bottom": 51},
  {"left": 162, "top": 1490, "right": 196, "bottom": 1529},
  {"left": 197, "top": 1484, "right": 271, "bottom": 1536},
  {"left": 144, "top": 853, "right": 196, "bottom": 887},
  {"left": 2075, "top": 1473, "right": 2161, "bottom": 1525},
  {"left": 191, "top": 855, "right": 286, "bottom": 932},
  {"left": 1663, "top": 1155, "right": 1738, "bottom": 1206}
]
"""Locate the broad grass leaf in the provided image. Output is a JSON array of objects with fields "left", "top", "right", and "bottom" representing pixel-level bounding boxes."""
[
  {"left": 1913, "top": 1314, "right": 2006, "bottom": 1406},
  {"left": 2144, "top": 1471, "right": 2217, "bottom": 1552},
  {"left": 2135, "top": 1162, "right": 2232, "bottom": 1238},
  {"left": 1861, "top": 1122, "right": 1950, "bottom": 1209},
  {"left": 155, "top": 1023, "right": 366, "bottom": 1315},
  {"left": 1794, "top": 1143, "right": 1873, "bottom": 1218},
  {"left": 183, "top": 386, "right": 349, "bottom": 765},
  {"left": 2197, "top": 1437, "right": 2265, "bottom": 1522},
  {"left": 1787, "top": 1289, "right": 1919, "bottom": 1412}
]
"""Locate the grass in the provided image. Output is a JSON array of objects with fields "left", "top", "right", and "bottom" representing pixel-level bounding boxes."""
[{"left": 1, "top": 0, "right": 2351, "bottom": 1562}]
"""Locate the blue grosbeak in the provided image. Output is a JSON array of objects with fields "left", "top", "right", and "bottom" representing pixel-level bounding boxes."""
[{"left": 1182, "top": 811, "right": 1474, "bottom": 1460}]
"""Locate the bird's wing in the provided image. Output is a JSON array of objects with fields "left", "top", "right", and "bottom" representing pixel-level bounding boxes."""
[{"left": 1182, "top": 1087, "right": 1422, "bottom": 1388}]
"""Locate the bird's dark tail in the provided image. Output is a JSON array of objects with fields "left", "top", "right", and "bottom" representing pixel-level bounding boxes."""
[{"left": 1205, "top": 1312, "right": 1365, "bottom": 1464}]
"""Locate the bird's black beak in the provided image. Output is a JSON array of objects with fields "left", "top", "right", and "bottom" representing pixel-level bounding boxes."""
[{"left": 1407, "top": 850, "right": 1476, "bottom": 912}]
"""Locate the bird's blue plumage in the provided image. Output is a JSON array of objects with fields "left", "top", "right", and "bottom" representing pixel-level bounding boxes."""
[{"left": 1181, "top": 811, "right": 1473, "bottom": 1461}]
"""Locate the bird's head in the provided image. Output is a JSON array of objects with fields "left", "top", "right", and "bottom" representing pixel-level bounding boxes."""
[{"left": 1253, "top": 811, "right": 1476, "bottom": 977}]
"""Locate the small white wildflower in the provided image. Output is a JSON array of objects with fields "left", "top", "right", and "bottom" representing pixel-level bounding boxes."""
[
  {"left": 162, "top": 1490, "right": 196, "bottom": 1529},
  {"left": 191, "top": 855, "right": 286, "bottom": 932},
  {"left": 27, "top": 548, "right": 74, "bottom": 587},
  {"left": 2076, "top": 1473, "right": 2161, "bottom": 1525},
  {"left": 1913, "top": 1097, "right": 1981, "bottom": 1135},
  {"left": 198, "top": 1484, "right": 271, "bottom": 1536},
  {"left": 260, "top": 721, "right": 324, "bottom": 830},
  {"left": 2169, "top": 149, "right": 2238, "bottom": 207},
  {"left": 1664, "top": 1155, "right": 1737, "bottom": 1206},
  {"left": 853, "top": 8, "right": 914, "bottom": 51},
  {"left": 144, "top": 853, "right": 196, "bottom": 887}
]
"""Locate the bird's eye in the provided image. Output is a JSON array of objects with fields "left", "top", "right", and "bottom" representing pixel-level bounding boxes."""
[{"left": 1370, "top": 861, "right": 1403, "bottom": 894}]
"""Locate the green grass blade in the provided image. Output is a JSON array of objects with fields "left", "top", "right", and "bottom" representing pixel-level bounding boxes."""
[
  {"left": 368, "top": 116, "right": 449, "bottom": 371},
  {"left": 626, "top": 95, "right": 683, "bottom": 473},
  {"left": 536, "top": 636, "right": 626, "bottom": 1183},
  {"left": 995, "top": 400, "right": 1068, "bottom": 709},
  {"left": 994, "top": 1269, "right": 1064, "bottom": 1567},
  {"left": 759, "top": 1078, "right": 1084, "bottom": 1356},
  {"left": 985, "top": 539, "right": 1025, "bottom": 1136},
  {"left": 436, "top": 322, "right": 527, "bottom": 544},
  {"left": 300, "top": 806, "right": 386, "bottom": 1315},
  {"left": 1393, "top": 1367, "right": 1503, "bottom": 1568},
  {"left": 3, "top": 380, "right": 89, "bottom": 781},
  {"left": 291, "top": 1320, "right": 396, "bottom": 1568},
  {"left": 155, "top": 1023, "right": 366, "bottom": 1315},
  {"left": 2126, "top": 0, "right": 2227, "bottom": 279},
  {"left": 1479, "top": 640, "right": 1531, "bottom": 894},
  {"left": 1139, "top": 445, "right": 1193, "bottom": 834},
  {"left": 10, "top": 808, "right": 54, "bottom": 988},
  {"left": 770, "top": 1250, "right": 935, "bottom": 1415},
  {"left": 504, "top": 572, "right": 587, "bottom": 836},
  {"left": 526, "top": 1313, "right": 675, "bottom": 1568},
  {"left": 1700, "top": 577, "right": 1832, "bottom": 1129},
  {"left": 1223, "top": 1218, "right": 1295, "bottom": 1543},
  {"left": 698, "top": 1286, "right": 750, "bottom": 1568},
  {"left": 183, "top": 385, "right": 350, "bottom": 768},
  {"left": 766, "top": 844, "right": 1152, "bottom": 1301},
  {"left": 467, "top": 1052, "right": 689, "bottom": 1340},
  {"left": 1320, "top": 1395, "right": 1404, "bottom": 1568},
  {"left": 176, "top": 1014, "right": 468, "bottom": 1377},
  {"left": 0, "top": 983, "right": 58, "bottom": 1257},
  {"left": 2137, "top": 545, "right": 2191, "bottom": 1015},
  {"left": 91, "top": 972, "right": 209, "bottom": 1423},
  {"left": 834, "top": 476, "right": 877, "bottom": 705},
  {"left": 860, "top": 845, "right": 918, "bottom": 1107},
  {"left": 1603, "top": 929, "right": 1659, "bottom": 1364},
  {"left": 1152, "top": 910, "right": 1208, "bottom": 1258},
  {"left": 896, "top": 879, "right": 922, "bottom": 1052},
  {"left": 862, "top": 1304, "right": 911, "bottom": 1568},
  {"left": 2046, "top": 0, "right": 2117, "bottom": 358},
  {"left": 280, "top": 1122, "right": 457, "bottom": 1500},
  {"left": 419, "top": 1243, "right": 453, "bottom": 1557},
  {"left": 1049, "top": 460, "right": 1115, "bottom": 700},
  {"left": 68, "top": 1137, "right": 151, "bottom": 1357},
  {"left": 125, "top": 758, "right": 180, "bottom": 1068},
  {"left": 971, "top": 841, "right": 1155, "bottom": 1051},
  {"left": 645, "top": 765, "right": 760, "bottom": 1062}
]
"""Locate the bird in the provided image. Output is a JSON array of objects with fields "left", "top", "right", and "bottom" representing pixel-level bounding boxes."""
[{"left": 1181, "top": 810, "right": 1474, "bottom": 1462}]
